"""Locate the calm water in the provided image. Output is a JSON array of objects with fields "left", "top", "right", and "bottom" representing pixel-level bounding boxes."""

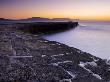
[{"left": 43, "top": 21, "right": 110, "bottom": 59}]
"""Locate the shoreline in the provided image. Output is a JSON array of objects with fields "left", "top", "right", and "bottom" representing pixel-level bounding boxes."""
[{"left": 0, "top": 23, "right": 110, "bottom": 82}]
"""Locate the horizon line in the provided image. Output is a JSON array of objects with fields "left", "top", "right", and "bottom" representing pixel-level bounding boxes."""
[{"left": 1, "top": 17, "right": 110, "bottom": 21}]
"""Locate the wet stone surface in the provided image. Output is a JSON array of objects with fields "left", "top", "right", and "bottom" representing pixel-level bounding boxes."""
[{"left": 0, "top": 28, "right": 110, "bottom": 82}]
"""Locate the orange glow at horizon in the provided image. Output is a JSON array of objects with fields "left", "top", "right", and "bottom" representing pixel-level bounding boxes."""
[{"left": 1, "top": 11, "right": 110, "bottom": 20}]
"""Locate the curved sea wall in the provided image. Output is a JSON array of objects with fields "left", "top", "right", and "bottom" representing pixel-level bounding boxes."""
[{"left": 15, "top": 22, "right": 78, "bottom": 34}]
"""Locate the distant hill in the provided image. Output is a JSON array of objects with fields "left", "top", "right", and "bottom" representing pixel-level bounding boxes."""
[
  {"left": 19, "top": 17, "right": 73, "bottom": 22},
  {"left": 19, "top": 17, "right": 51, "bottom": 21},
  {"left": 0, "top": 18, "right": 13, "bottom": 21},
  {"left": 0, "top": 17, "right": 74, "bottom": 22}
]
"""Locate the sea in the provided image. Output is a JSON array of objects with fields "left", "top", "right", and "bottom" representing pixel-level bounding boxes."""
[{"left": 43, "top": 21, "right": 110, "bottom": 59}]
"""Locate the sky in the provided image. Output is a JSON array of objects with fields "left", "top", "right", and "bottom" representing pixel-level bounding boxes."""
[{"left": 0, "top": 0, "right": 110, "bottom": 20}]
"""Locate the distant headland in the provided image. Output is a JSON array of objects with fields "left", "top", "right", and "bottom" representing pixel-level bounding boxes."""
[{"left": 0, "top": 17, "right": 79, "bottom": 22}]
